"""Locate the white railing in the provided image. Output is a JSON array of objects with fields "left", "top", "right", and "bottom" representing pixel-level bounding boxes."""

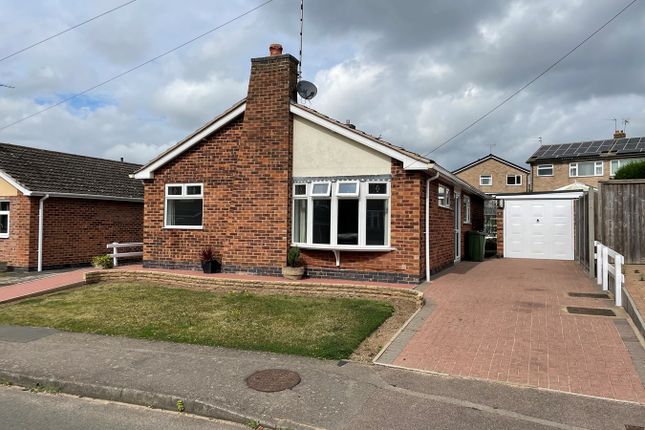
[
  {"left": 106, "top": 242, "right": 143, "bottom": 267},
  {"left": 594, "top": 241, "right": 625, "bottom": 306}
]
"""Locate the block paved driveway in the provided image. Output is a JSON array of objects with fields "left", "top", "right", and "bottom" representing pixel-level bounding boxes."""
[{"left": 389, "top": 259, "right": 645, "bottom": 403}]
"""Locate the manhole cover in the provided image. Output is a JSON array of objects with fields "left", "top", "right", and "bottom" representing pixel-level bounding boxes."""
[
  {"left": 566, "top": 306, "right": 616, "bottom": 317},
  {"left": 568, "top": 292, "right": 610, "bottom": 299},
  {"left": 246, "top": 369, "right": 301, "bottom": 392}
]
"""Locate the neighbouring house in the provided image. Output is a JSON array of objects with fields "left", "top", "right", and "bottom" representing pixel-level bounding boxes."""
[
  {"left": 0, "top": 143, "right": 143, "bottom": 271},
  {"left": 527, "top": 131, "right": 645, "bottom": 192},
  {"left": 453, "top": 154, "right": 530, "bottom": 194},
  {"left": 133, "top": 44, "right": 486, "bottom": 284}
]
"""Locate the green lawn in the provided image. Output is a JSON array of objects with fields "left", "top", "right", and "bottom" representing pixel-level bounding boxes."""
[{"left": 0, "top": 282, "right": 393, "bottom": 359}]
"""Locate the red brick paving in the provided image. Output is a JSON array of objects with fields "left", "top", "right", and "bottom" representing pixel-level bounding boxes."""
[
  {"left": 0, "top": 269, "right": 90, "bottom": 303},
  {"left": 393, "top": 259, "right": 645, "bottom": 403}
]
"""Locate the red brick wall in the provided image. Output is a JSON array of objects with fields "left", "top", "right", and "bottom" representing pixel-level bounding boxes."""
[
  {"left": 40, "top": 198, "right": 142, "bottom": 269},
  {"left": 0, "top": 193, "right": 35, "bottom": 269},
  {"left": 428, "top": 179, "right": 456, "bottom": 273},
  {"left": 496, "top": 206, "right": 504, "bottom": 257},
  {"left": 300, "top": 160, "right": 426, "bottom": 283}
]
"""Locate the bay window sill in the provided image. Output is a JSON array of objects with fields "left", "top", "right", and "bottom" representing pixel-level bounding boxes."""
[
  {"left": 292, "top": 243, "right": 395, "bottom": 267},
  {"left": 163, "top": 226, "right": 203, "bottom": 230}
]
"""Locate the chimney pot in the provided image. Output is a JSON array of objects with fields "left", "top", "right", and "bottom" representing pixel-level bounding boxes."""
[
  {"left": 613, "top": 129, "right": 626, "bottom": 139},
  {"left": 269, "top": 43, "right": 283, "bottom": 56}
]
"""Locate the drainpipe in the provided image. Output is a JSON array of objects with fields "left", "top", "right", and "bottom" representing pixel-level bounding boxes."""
[
  {"left": 37, "top": 194, "right": 49, "bottom": 272},
  {"left": 425, "top": 171, "right": 440, "bottom": 282}
]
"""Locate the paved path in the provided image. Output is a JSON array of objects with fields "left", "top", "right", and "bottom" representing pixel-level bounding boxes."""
[
  {"left": 0, "top": 268, "right": 90, "bottom": 303},
  {"left": 0, "top": 329, "right": 643, "bottom": 429},
  {"left": 0, "top": 385, "right": 245, "bottom": 430},
  {"left": 385, "top": 259, "right": 645, "bottom": 403}
]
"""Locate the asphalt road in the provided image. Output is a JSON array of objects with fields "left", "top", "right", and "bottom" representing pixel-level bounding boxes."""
[{"left": 0, "top": 385, "right": 246, "bottom": 430}]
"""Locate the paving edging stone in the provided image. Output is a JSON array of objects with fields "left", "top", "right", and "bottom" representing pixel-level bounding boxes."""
[
  {"left": 0, "top": 370, "right": 298, "bottom": 430},
  {"left": 85, "top": 270, "right": 424, "bottom": 305}
]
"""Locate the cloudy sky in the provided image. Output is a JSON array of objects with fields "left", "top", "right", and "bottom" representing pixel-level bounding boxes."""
[{"left": 1, "top": 0, "right": 644, "bottom": 169}]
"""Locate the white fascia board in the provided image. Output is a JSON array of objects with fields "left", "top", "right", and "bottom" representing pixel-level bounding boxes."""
[
  {"left": 133, "top": 103, "right": 246, "bottom": 180},
  {"left": 496, "top": 191, "right": 583, "bottom": 200},
  {"left": 30, "top": 192, "right": 143, "bottom": 202},
  {"left": 290, "top": 104, "right": 430, "bottom": 171},
  {"left": 0, "top": 169, "right": 31, "bottom": 195}
]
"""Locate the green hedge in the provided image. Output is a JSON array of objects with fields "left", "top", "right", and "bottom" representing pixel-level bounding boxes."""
[{"left": 614, "top": 160, "right": 645, "bottom": 179}]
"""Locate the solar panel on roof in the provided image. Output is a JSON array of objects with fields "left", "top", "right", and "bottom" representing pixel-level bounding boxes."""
[{"left": 627, "top": 137, "right": 639, "bottom": 143}]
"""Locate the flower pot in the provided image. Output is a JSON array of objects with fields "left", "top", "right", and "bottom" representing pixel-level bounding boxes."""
[
  {"left": 282, "top": 266, "right": 305, "bottom": 280},
  {"left": 201, "top": 260, "right": 221, "bottom": 274}
]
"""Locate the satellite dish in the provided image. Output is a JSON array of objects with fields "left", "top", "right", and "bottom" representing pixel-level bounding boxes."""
[{"left": 296, "top": 80, "right": 317, "bottom": 100}]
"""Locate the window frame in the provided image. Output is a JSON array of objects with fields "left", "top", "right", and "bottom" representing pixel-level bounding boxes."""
[
  {"left": 163, "top": 183, "right": 204, "bottom": 230},
  {"left": 463, "top": 196, "right": 471, "bottom": 224},
  {"left": 569, "top": 161, "right": 603, "bottom": 178},
  {"left": 291, "top": 180, "right": 391, "bottom": 249},
  {"left": 610, "top": 158, "right": 645, "bottom": 176},
  {"left": 479, "top": 175, "right": 492, "bottom": 186},
  {"left": 536, "top": 164, "right": 554, "bottom": 177},
  {"left": 310, "top": 181, "right": 331, "bottom": 197},
  {"left": 506, "top": 174, "right": 522, "bottom": 186},
  {"left": 438, "top": 184, "right": 451, "bottom": 209},
  {"left": 0, "top": 200, "right": 9, "bottom": 239},
  {"left": 336, "top": 181, "right": 360, "bottom": 197}
]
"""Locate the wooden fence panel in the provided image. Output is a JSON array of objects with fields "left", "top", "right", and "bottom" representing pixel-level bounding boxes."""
[{"left": 599, "top": 179, "right": 645, "bottom": 264}]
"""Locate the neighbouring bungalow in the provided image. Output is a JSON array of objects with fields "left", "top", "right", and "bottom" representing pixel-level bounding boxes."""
[
  {"left": 0, "top": 143, "right": 143, "bottom": 271},
  {"left": 133, "top": 44, "right": 486, "bottom": 284}
]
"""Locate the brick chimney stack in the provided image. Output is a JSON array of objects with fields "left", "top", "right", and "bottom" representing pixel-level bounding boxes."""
[
  {"left": 229, "top": 44, "right": 299, "bottom": 271},
  {"left": 613, "top": 130, "right": 626, "bottom": 139}
]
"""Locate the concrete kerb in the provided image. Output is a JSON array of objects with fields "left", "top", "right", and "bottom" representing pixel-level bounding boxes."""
[
  {"left": 84, "top": 270, "right": 424, "bottom": 305},
  {"left": 0, "top": 370, "right": 319, "bottom": 430}
]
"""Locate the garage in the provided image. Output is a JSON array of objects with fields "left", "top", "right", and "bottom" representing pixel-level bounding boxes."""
[{"left": 497, "top": 192, "right": 582, "bottom": 260}]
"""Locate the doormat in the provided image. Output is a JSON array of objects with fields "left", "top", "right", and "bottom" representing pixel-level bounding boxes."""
[
  {"left": 568, "top": 292, "right": 610, "bottom": 299},
  {"left": 566, "top": 306, "right": 616, "bottom": 317}
]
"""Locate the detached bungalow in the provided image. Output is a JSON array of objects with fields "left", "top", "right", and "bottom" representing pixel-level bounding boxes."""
[
  {"left": 134, "top": 44, "right": 485, "bottom": 284},
  {"left": 0, "top": 143, "right": 143, "bottom": 271}
]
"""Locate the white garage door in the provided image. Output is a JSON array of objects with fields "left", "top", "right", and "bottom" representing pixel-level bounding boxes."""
[{"left": 504, "top": 199, "right": 574, "bottom": 260}]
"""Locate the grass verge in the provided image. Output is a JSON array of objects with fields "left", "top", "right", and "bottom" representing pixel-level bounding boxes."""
[{"left": 0, "top": 282, "right": 393, "bottom": 359}]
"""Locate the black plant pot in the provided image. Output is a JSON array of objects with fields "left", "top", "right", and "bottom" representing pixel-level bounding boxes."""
[{"left": 201, "top": 260, "right": 221, "bottom": 274}]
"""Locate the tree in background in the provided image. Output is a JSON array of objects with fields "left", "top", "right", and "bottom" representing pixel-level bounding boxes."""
[{"left": 614, "top": 160, "right": 645, "bottom": 179}]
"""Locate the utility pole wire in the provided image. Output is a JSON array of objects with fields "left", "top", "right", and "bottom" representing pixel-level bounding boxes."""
[
  {"left": 407, "top": 0, "right": 639, "bottom": 167},
  {"left": 0, "top": 0, "right": 276, "bottom": 132},
  {"left": 0, "top": 0, "right": 138, "bottom": 63}
]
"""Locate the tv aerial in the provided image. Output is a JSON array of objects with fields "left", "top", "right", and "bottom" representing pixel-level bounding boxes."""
[{"left": 296, "top": 0, "right": 317, "bottom": 101}]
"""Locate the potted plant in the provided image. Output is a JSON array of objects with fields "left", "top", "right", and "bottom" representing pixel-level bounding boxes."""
[
  {"left": 200, "top": 246, "right": 221, "bottom": 274},
  {"left": 91, "top": 255, "right": 113, "bottom": 269},
  {"left": 282, "top": 246, "right": 305, "bottom": 280}
]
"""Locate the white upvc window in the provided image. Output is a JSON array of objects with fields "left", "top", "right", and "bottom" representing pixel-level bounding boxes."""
[
  {"left": 164, "top": 183, "right": 203, "bottom": 229},
  {"left": 438, "top": 184, "right": 451, "bottom": 208},
  {"left": 463, "top": 196, "right": 471, "bottom": 224},
  {"left": 479, "top": 175, "right": 492, "bottom": 186},
  {"left": 292, "top": 180, "right": 390, "bottom": 248},
  {"left": 506, "top": 174, "right": 522, "bottom": 186},
  {"left": 610, "top": 158, "right": 645, "bottom": 176},
  {"left": 0, "top": 201, "right": 9, "bottom": 238},
  {"left": 536, "top": 164, "right": 553, "bottom": 176},
  {"left": 569, "top": 161, "right": 603, "bottom": 177}
]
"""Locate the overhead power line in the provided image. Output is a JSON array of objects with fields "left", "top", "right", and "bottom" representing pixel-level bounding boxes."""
[
  {"left": 409, "top": 0, "right": 639, "bottom": 166},
  {"left": 0, "top": 0, "right": 276, "bottom": 132},
  {"left": 0, "top": 0, "right": 138, "bottom": 63}
]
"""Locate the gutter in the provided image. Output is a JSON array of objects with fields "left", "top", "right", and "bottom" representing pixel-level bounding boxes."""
[
  {"left": 30, "top": 192, "right": 143, "bottom": 203},
  {"left": 425, "top": 171, "right": 440, "bottom": 282},
  {"left": 37, "top": 194, "right": 49, "bottom": 272}
]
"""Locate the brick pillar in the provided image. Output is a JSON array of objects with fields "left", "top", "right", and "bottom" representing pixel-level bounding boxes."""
[
  {"left": 496, "top": 206, "right": 504, "bottom": 257},
  {"left": 227, "top": 49, "right": 299, "bottom": 272}
]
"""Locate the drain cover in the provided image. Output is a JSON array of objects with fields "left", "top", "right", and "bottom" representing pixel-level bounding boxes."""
[
  {"left": 568, "top": 292, "right": 610, "bottom": 299},
  {"left": 246, "top": 369, "right": 301, "bottom": 392},
  {"left": 566, "top": 306, "right": 616, "bottom": 316}
]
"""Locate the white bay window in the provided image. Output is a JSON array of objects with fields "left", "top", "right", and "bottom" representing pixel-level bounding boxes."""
[
  {"left": 164, "top": 183, "right": 203, "bottom": 229},
  {"left": 292, "top": 180, "right": 390, "bottom": 249},
  {"left": 0, "top": 201, "right": 9, "bottom": 238}
]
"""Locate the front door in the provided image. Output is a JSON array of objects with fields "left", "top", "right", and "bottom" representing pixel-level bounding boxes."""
[{"left": 454, "top": 191, "right": 461, "bottom": 262}]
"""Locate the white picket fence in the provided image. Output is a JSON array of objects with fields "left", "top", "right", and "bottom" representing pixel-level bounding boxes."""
[
  {"left": 594, "top": 241, "right": 625, "bottom": 306},
  {"left": 106, "top": 242, "right": 143, "bottom": 267}
]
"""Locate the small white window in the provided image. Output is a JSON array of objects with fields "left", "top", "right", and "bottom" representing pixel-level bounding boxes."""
[
  {"left": 0, "top": 201, "right": 9, "bottom": 238},
  {"left": 569, "top": 161, "right": 603, "bottom": 177},
  {"left": 294, "top": 184, "right": 307, "bottom": 196},
  {"left": 164, "top": 183, "right": 203, "bottom": 229},
  {"left": 367, "top": 182, "right": 389, "bottom": 196},
  {"left": 479, "top": 175, "right": 492, "bottom": 186},
  {"left": 463, "top": 196, "right": 471, "bottom": 224},
  {"left": 506, "top": 175, "right": 522, "bottom": 186},
  {"left": 594, "top": 161, "right": 604, "bottom": 176},
  {"left": 311, "top": 182, "right": 331, "bottom": 197},
  {"left": 537, "top": 164, "right": 553, "bottom": 176},
  {"left": 610, "top": 158, "right": 645, "bottom": 176},
  {"left": 336, "top": 181, "right": 359, "bottom": 197},
  {"left": 438, "top": 185, "right": 451, "bottom": 208}
]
